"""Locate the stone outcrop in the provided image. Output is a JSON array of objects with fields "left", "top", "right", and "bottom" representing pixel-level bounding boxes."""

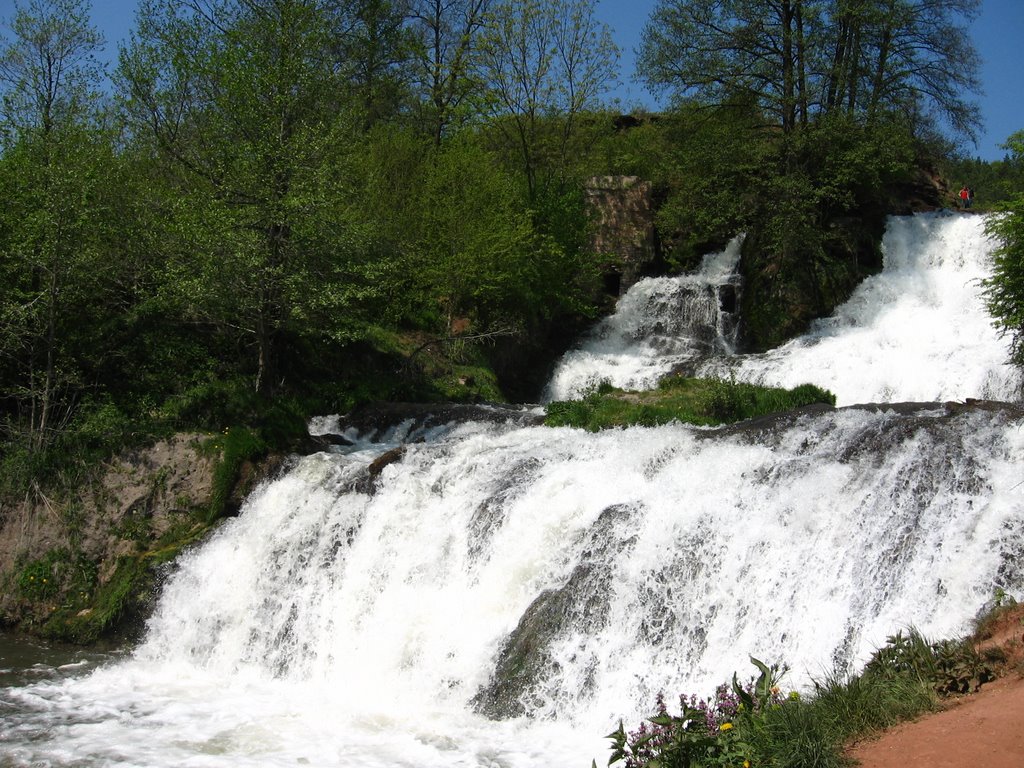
[
  {"left": 585, "top": 175, "right": 660, "bottom": 295},
  {"left": 473, "top": 504, "right": 637, "bottom": 718},
  {"left": 0, "top": 434, "right": 219, "bottom": 641}
]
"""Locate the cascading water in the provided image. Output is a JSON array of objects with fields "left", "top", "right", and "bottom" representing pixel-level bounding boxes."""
[
  {"left": 543, "top": 237, "right": 743, "bottom": 402},
  {"left": 698, "top": 213, "right": 1022, "bottom": 403},
  {"left": 2, "top": 214, "right": 1023, "bottom": 768}
]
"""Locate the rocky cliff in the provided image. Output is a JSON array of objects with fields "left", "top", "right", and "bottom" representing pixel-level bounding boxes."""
[{"left": 0, "top": 434, "right": 219, "bottom": 643}]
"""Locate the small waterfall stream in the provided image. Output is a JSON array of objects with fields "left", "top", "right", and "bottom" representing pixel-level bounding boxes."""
[
  {"left": 1, "top": 213, "right": 1022, "bottom": 768},
  {"left": 543, "top": 237, "right": 742, "bottom": 401}
]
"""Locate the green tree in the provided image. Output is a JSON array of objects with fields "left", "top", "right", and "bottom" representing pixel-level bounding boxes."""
[
  {"left": 118, "top": 0, "right": 381, "bottom": 394},
  {"left": 0, "top": 0, "right": 110, "bottom": 448},
  {"left": 408, "top": 0, "right": 491, "bottom": 146},
  {"left": 638, "top": 0, "right": 981, "bottom": 141},
  {"left": 334, "top": 0, "right": 414, "bottom": 129},
  {"left": 983, "top": 130, "right": 1024, "bottom": 366},
  {"left": 475, "top": 0, "right": 618, "bottom": 199},
  {"left": 347, "top": 126, "right": 598, "bottom": 337},
  {"left": 638, "top": 0, "right": 814, "bottom": 134},
  {"left": 829, "top": 0, "right": 980, "bottom": 137}
]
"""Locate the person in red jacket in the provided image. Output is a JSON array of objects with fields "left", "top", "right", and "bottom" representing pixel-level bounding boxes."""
[{"left": 959, "top": 186, "right": 970, "bottom": 209}]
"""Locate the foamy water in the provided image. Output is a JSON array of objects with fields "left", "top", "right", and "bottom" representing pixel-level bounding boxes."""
[{"left": 700, "top": 214, "right": 1021, "bottom": 403}]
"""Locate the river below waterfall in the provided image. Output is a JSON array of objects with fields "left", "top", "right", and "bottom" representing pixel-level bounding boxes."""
[{"left": 1, "top": 212, "right": 1022, "bottom": 768}]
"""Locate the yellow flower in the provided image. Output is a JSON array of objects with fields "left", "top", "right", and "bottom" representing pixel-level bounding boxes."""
[
  {"left": 719, "top": 722, "right": 734, "bottom": 731},
  {"left": 744, "top": 761, "right": 751, "bottom": 768}
]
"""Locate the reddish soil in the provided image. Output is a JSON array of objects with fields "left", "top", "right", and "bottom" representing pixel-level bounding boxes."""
[{"left": 847, "top": 605, "right": 1024, "bottom": 768}]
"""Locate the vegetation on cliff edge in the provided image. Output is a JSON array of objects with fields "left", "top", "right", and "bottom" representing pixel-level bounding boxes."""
[
  {"left": 545, "top": 376, "right": 836, "bottom": 431},
  {"left": 610, "top": 596, "right": 1020, "bottom": 768}
]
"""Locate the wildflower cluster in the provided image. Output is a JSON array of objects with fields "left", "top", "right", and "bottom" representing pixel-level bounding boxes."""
[
  {"left": 608, "top": 658, "right": 787, "bottom": 768},
  {"left": 17, "top": 557, "right": 60, "bottom": 601}
]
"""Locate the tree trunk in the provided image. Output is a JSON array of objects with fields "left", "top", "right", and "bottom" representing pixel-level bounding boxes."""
[
  {"left": 868, "top": 23, "right": 892, "bottom": 120},
  {"left": 780, "top": 0, "right": 796, "bottom": 133}
]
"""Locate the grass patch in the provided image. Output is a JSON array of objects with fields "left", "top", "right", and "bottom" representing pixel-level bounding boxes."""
[
  {"left": 545, "top": 376, "right": 836, "bottom": 431},
  {"left": 17, "top": 548, "right": 97, "bottom": 604},
  {"left": 204, "top": 426, "right": 268, "bottom": 524}
]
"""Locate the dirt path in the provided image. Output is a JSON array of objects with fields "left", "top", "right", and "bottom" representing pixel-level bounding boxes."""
[
  {"left": 848, "top": 604, "right": 1024, "bottom": 768},
  {"left": 847, "top": 675, "right": 1024, "bottom": 768}
]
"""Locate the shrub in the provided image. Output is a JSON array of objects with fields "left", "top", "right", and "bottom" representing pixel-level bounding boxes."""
[
  {"left": 864, "top": 628, "right": 995, "bottom": 695},
  {"left": 701, "top": 377, "right": 835, "bottom": 423},
  {"left": 17, "top": 548, "right": 98, "bottom": 606},
  {"left": 609, "top": 629, "right": 976, "bottom": 768}
]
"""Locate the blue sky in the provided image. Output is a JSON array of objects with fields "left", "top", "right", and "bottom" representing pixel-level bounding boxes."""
[{"left": 1, "top": 0, "right": 1020, "bottom": 160}]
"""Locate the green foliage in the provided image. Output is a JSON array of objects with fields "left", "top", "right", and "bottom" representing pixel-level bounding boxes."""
[
  {"left": 702, "top": 378, "right": 836, "bottom": 422},
  {"left": 545, "top": 376, "right": 835, "bottom": 431},
  {"left": 643, "top": 105, "right": 772, "bottom": 267},
  {"left": 206, "top": 426, "right": 268, "bottom": 524},
  {"left": 157, "top": 378, "right": 264, "bottom": 433},
  {"left": 43, "top": 555, "right": 150, "bottom": 644},
  {"left": 117, "top": 0, "right": 397, "bottom": 394},
  {"left": 611, "top": 628, "right": 989, "bottom": 768},
  {"left": 982, "top": 131, "right": 1024, "bottom": 366},
  {"left": 941, "top": 146, "right": 1024, "bottom": 209},
  {"left": 66, "top": 400, "right": 134, "bottom": 452},
  {"left": 476, "top": 0, "right": 619, "bottom": 198},
  {"left": 17, "top": 551, "right": 65, "bottom": 601},
  {"left": 41, "top": 542, "right": 191, "bottom": 644},
  {"left": 735, "top": 115, "right": 915, "bottom": 349},
  {"left": 805, "top": 668, "right": 935, "bottom": 741},
  {"left": 16, "top": 548, "right": 97, "bottom": 607},
  {"left": 637, "top": 0, "right": 980, "bottom": 141},
  {"left": 608, "top": 658, "right": 786, "bottom": 768},
  {"left": 864, "top": 628, "right": 995, "bottom": 695},
  {"left": 0, "top": 399, "right": 134, "bottom": 504}
]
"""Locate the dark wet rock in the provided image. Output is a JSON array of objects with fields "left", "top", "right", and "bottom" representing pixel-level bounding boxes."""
[
  {"left": 705, "top": 399, "right": 1024, "bottom": 447},
  {"left": 467, "top": 458, "right": 545, "bottom": 563},
  {"left": 335, "top": 402, "right": 545, "bottom": 443},
  {"left": 367, "top": 446, "right": 407, "bottom": 478},
  {"left": 295, "top": 432, "right": 355, "bottom": 456},
  {"left": 473, "top": 504, "right": 637, "bottom": 719},
  {"left": 345, "top": 446, "right": 408, "bottom": 496},
  {"left": 225, "top": 453, "right": 294, "bottom": 517},
  {"left": 315, "top": 432, "right": 356, "bottom": 448}
]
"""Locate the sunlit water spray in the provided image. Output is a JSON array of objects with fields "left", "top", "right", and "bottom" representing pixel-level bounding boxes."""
[
  {"left": 543, "top": 238, "right": 743, "bottom": 401},
  {"left": 548, "top": 212, "right": 1020, "bottom": 404},
  {"left": 699, "top": 213, "right": 1022, "bottom": 403},
  {"left": 2, "top": 214, "right": 1023, "bottom": 767}
]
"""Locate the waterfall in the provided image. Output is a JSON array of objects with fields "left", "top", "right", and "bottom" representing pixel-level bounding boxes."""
[
  {"left": 699, "top": 213, "right": 1022, "bottom": 404},
  {"left": 548, "top": 212, "right": 1021, "bottom": 405},
  {"left": 543, "top": 237, "right": 742, "bottom": 402},
  {"left": 2, "top": 214, "right": 1023, "bottom": 768}
]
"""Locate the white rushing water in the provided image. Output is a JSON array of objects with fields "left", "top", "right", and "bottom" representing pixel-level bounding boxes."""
[
  {"left": 549, "top": 212, "right": 1021, "bottom": 404},
  {"left": 543, "top": 238, "right": 743, "bottom": 401},
  {"left": 700, "top": 213, "right": 1023, "bottom": 403},
  {"left": 2, "top": 213, "right": 1023, "bottom": 767}
]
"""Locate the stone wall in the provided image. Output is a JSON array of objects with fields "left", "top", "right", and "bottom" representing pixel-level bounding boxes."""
[{"left": 585, "top": 175, "right": 659, "bottom": 295}]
